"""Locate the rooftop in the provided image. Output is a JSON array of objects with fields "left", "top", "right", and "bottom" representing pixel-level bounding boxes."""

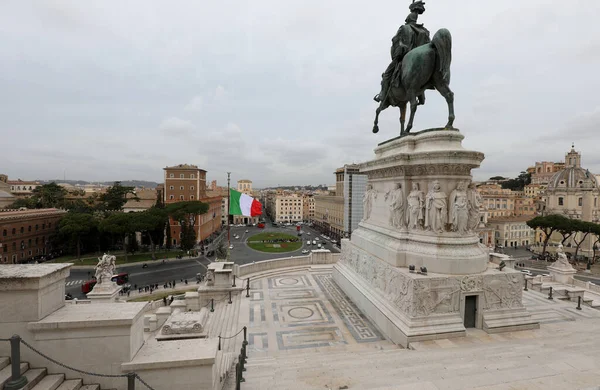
[
  {"left": 164, "top": 164, "right": 206, "bottom": 171},
  {"left": 0, "top": 208, "right": 67, "bottom": 220}
]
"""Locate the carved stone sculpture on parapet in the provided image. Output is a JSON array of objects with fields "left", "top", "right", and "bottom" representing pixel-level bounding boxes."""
[
  {"left": 467, "top": 182, "right": 482, "bottom": 232},
  {"left": 449, "top": 181, "right": 469, "bottom": 235},
  {"left": 425, "top": 181, "right": 447, "bottom": 233},
  {"left": 94, "top": 253, "right": 116, "bottom": 284},
  {"left": 362, "top": 184, "right": 378, "bottom": 221},
  {"left": 554, "top": 244, "right": 574, "bottom": 269},
  {"left": 386, "top": 183, "right": 405, "bottom": 228},
  {"left": 406, "top": 183, "right": 424, "bottom": 230}
]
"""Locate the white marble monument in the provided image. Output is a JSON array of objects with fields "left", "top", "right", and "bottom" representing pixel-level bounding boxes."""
[
  {"left": 548, "top": 244, "right": 577, "bottom": 284},
  {"left": 333, "top": 129, "right": 538, "bottom": 347},
  {"left": 86, "top": 254, "right": 121, "bottom": 303}
]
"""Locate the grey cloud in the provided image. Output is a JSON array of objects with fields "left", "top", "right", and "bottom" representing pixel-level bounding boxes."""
[{"left": 2, "top": 1, "right": 600, "bottom": 186}]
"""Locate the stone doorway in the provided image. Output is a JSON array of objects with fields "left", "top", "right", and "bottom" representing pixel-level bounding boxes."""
[{"left": 464, "top": 295, "right": 477, "bottom": 328}]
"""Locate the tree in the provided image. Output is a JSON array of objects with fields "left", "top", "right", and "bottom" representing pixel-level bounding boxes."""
[
  {"left": 133, "top": 207, "right": 168, "bottom": 259},
  {"left": 33, "top": 183, "right": 68, "bottom": 209},
  {"left": 571, "top": 221, "right": 600, "bottom": 263},
  {"left": 165, "top": 201, "right": 209, "bottom": 251},
  {"left": 99, "top": 212, "right": 136, "bottom": 262},
  {"left": 489, "top": 176, "right": 506, "bottom": 181},
  {"left": 527, "top": 214, "right": 573, "bottom": 257},
  {"left": 215, "top": 241, "right": 228, "bottom": 260},
  {"left": 58, "top": 212, "right": 98, "bottom": 261},
  {"left": 98, "top": 182, "right": 138, "bottom": 211}
]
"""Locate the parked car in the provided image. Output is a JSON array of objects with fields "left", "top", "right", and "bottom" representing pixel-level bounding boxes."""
[
  {"left": 312, "top": 240, "right": 316, "bottom": 245},
  {"left": 307, "top": 241, "right": 311, "bottom": 245},
  {"left": 229, "top": 245, "right": 234, "bottom": 249},
  {"left": 302, "top": 249, "right": 309, "bottom": 254}
]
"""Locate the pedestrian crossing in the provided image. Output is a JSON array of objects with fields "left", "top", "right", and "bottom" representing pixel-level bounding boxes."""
[{"left": 65, "top": 280, "right": 84, "bottom": 287}]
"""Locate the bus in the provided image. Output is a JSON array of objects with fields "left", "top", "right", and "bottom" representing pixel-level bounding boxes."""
[
  {"left": 81, "top": 273, "right": 129, "bottom": 294},
  {"left": 111, "top": 273, "right": 129, "bottom": 285}
]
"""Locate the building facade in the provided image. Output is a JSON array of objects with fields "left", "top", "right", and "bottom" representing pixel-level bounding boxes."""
[
  {"left": 7, "top": 179, "right": 41, "bottom": 197},
  {"left": 314, "top": 164, "right": 367, "bottom": 241},
  {"left": 0, "top": 208, "right": 67, "bottom": 264},
  {"left": 302, "top": 195, "right": 315, "bottom": 222},
  {"left": 488, "top": 216, "right": 536, "bottom": 248},
  {"left": 163, "top": 164, "right": 221, "bottom": 247},
  {"left": 529, "top": 160, "right": 565, "bottom": 185},
  {"left": 267, "top": 194, "right": 304, "bottom": 224}
]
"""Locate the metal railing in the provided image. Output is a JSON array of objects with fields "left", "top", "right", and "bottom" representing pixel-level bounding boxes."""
[
  {"left": 214, "top": 326, "right": 250, "bottom": 389},
  {"left": 0, "top": 335, "right": 155, "bottom": 390}
]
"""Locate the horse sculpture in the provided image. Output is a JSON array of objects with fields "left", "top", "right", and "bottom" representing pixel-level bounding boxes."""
[{"left": 373, "top": 28, "right": 455, "bottom": 136}]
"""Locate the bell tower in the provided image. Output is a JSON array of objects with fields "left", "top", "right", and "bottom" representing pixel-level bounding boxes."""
[{"left": 565, "top": 143, "right": 581, "bottom": 168}]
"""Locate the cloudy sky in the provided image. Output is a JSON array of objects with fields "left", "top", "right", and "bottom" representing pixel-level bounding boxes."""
[{"left": 1, "top": 0, "right": 599, "bottom": 188}]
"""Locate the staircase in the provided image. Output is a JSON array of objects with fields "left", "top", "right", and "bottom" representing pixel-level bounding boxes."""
[
  {"left": 0, "top": 356, "right": 105, "bottom": 390},
  {"left": 206, "top": 291, "right": 243, "bottom": 386}
]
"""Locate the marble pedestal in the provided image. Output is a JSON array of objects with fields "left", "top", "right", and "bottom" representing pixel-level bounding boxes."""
[
  {"left": 86, "top": 282, "right": 120, "bottom": 303},
  {"left": 548, "top": 264, "right": 577, "bottom": 285},
  {"left": 333, "top": 129, "right": 538, "bottom": 347}
]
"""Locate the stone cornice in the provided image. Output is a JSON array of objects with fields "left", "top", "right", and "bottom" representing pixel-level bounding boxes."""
[{"left": 0, "top": 209, "right": 67, "bottom": 222}]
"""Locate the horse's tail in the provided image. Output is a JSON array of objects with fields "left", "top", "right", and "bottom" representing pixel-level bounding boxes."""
[{"left": 432, "top": 28, "right": 452, "bottom": 83}]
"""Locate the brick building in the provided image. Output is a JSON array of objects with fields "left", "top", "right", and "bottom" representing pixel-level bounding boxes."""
[
  {"left": 163, "top": 164, "right": 222, "bottom": 247},
  {"left": 0, "top": 208, "right": 67, "bottom": 264}
]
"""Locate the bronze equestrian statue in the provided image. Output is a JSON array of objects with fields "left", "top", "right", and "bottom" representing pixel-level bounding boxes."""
[{"left": 373, "top": 1, "right": 455, "bottom": 136}]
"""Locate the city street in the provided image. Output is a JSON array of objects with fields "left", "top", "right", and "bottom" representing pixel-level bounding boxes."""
[
  {"left": 65, "top": 221, "right": 341, "bottom": 299},
  {"left": 65, "top": 258, "right": 210, "bottom": 299}
]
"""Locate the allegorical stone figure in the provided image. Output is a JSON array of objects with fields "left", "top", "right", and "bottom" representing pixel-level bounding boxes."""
[
  {"left": 406, "top": 183, "right": 424, "bottom": 229},
  {"left": 386, "top": 183, "right": 405, "bottom": 228},
  {"left": 94, "top": 253, "right": 116, "bottom": 284},
  {"left": 449, "top": 181, "right": 469, "bottom": 235},
  {"left": 425, "top": 181, "right": 447, "bottom": 233},
  {"left": 467, "top": 182, "right": 482, "bottom": 232},
  {"left": 555, "top": 244, "right": 573, "bottom": 269},
  {"left": 362, "top": 184, "right": 378, "bottom": 221}
]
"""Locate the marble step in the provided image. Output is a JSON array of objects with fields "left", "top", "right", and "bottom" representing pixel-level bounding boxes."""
[
  {"left": 0, "top": 362, "right": 29, "bottom": 388},
  {"left": 0, "top": 357, "right": 8, "bottom": 371},
  {"left": 55, "top": 378, "right": 82, "bottom": 390},
  {"left": 21, "top": 368, "right": 47, "bottom": 390},
  {"left": 79, "top": 385, "right": 100, "bottom": 390},
  {"left": 30, "top": 374, "right": 65, "bottom": 390}
]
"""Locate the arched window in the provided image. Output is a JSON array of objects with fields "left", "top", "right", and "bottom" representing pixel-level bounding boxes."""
[{"left": 169, "top": 174, "right": 174, "bottom": 178}]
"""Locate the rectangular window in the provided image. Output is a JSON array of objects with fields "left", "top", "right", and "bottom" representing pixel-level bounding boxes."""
[
  {"left": 170, "top": 173, "right": 174, "bottom": 178},
  {"left": 180, "top": 174, "right": 184, "bottom": 178},
  {"left": 578, "top": 198, "right": 583, "bottom": 207},
  {"left": 558, "top": 197, "right": 564, "bottom": 206}
]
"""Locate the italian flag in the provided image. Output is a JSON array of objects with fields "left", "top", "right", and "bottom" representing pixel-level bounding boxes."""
[{"left": 229, "top": 189, "right": 262, "bottom": 216}]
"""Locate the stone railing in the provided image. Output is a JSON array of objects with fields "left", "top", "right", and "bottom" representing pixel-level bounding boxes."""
[
  {"left": 589, "top": 283, "right": 600, "bottom": 294},
  {"left": 235, "top": 252, "right": 340, "bottom": 277},
  {"left": 64, "top": 299, "right": 91, "bottom": 305},
  {"left": 573, "top": 279, "right": 588, "bottom": 289}
]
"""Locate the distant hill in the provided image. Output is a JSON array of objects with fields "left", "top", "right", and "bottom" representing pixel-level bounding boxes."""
[{"left": 38, "top": 179, "right": 160, "bottom": 188}]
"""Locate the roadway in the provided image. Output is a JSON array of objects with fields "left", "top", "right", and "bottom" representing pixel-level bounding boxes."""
[
  {"left": 65, "top": 221, "right": 340, "bottom": 299},
  {"left": 65, "top": 258, "right": 210, "bottom": 299}
]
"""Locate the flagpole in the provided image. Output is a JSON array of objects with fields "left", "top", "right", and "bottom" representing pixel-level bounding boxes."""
[{"left": 227, "top": 172, "right": 231, "bottom": 250}]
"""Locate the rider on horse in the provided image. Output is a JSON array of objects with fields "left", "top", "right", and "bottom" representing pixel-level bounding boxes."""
[{"left": 374, "top": 1, "right": 431, "bottom": 105}]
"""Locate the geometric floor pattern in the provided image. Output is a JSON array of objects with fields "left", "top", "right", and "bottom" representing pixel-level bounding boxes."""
[{"left": 239, "top": 267, "right": 390, "bottom": 357}]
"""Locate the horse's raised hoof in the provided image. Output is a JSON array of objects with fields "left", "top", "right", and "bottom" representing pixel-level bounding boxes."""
[{"left": 373, "top": 125, "right": 379, "bottom": 134}]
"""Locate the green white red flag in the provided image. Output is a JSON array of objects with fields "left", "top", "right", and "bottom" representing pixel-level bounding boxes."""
[{"left": 229, "top": 189, "right": 262, "bottom": 216}]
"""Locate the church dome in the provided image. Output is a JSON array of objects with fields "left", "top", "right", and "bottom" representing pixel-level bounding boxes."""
[{"left": 547, "top": 167, "right": 598, "bottom": 190}]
